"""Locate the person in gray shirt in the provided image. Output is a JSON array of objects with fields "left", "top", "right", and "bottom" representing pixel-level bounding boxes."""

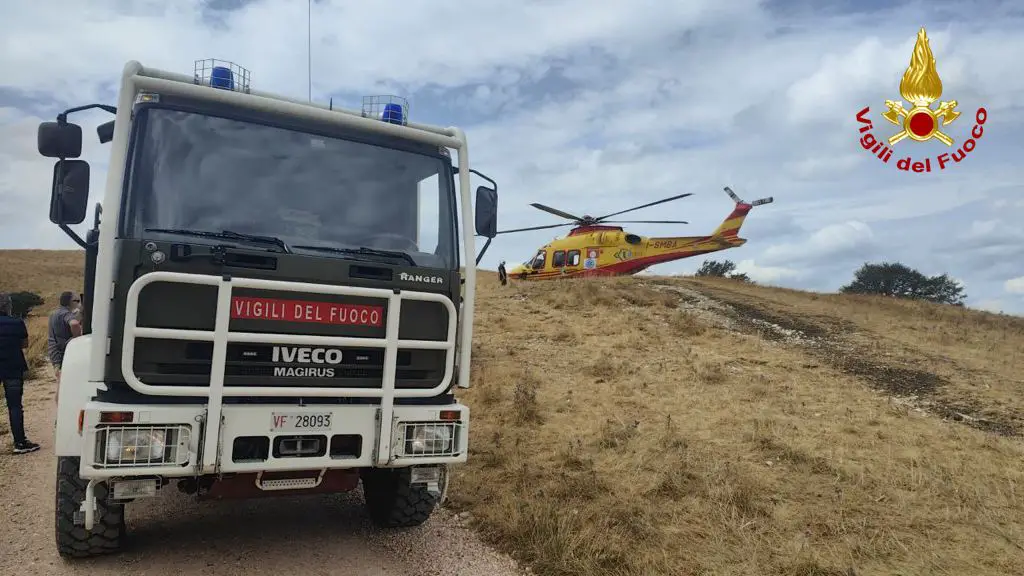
[{"left": 47, "top": 291, "right": 82, "bottom": 382}]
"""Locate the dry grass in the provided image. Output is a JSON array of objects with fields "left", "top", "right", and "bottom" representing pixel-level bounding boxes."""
[
  {"left": 0, "top": 249, "right": 84, "bottom": 381},
  {"left": 0, "top": 250, "right": 84, "bottom": 438},
  {"left": 672, "top": 276, "right": 1024, "bottom": 435},
  {"left": 454, "top": 274, "right": 1024, "bottom": 575},
  {"left": 3, "top": 250, "right": 1024, "bottom": 575}
]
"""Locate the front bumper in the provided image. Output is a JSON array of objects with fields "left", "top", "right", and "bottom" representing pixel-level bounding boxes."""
[{"left": 77, "top": 401, "right": 469, "bottom": 479}]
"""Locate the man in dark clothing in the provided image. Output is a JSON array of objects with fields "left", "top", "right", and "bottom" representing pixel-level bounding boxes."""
[
  {"left": 47, "top": 291, "right": 81, "bottom": 382},
  {"left": 498, "top": 261, "right": 508, "bottom": 286},
  {"left": 0, "top": 293, "right": 41, "bottom": 454}
]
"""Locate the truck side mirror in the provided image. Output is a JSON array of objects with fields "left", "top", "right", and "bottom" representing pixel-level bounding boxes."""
[
  {"left": 97, "top": 120, "right": 115, "bottom": 144},
  {"left": 474, "top": 186, "right": 498, "bottom": 238},
  {"left": 38, "top": 121, "right": 83, "bottom": 159},
  {"left": 49, "top": 160, "right": 90, "bottom": 225}
]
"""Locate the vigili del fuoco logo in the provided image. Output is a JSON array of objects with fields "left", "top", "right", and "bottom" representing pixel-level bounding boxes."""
[{"left": 856, "top": 27, "right": 987, "bottom": 173}]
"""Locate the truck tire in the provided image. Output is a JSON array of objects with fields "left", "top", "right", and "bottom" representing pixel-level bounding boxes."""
[
  {"left": 360, "top": 467, "right": 439, "bottom": 528},
  {"left": 55, "top": 456, "right": 126, "bottom": 558}
]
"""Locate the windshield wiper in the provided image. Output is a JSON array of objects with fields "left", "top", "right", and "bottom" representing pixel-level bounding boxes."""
[
  {"left": 293, "top": 244, "right": 416, "bottom": 266},
  {"left": 145, "top": 228, "right": 292, "bottom": 254}
]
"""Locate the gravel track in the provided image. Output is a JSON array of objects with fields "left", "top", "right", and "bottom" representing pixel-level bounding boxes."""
[{"left": 0, "top": 379, "right": 524, "bottom": 576}]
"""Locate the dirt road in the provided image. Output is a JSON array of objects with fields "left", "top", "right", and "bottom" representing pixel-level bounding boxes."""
[{"left": 0, "top": 379, "right": 523, "bottom": 576}]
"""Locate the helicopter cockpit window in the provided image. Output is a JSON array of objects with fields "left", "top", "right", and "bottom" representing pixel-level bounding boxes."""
[
  {"left": 552, "top": 250, "right": 565, "bottom": 268},
  {"left": 567, "top": 249, "right": 580, "bottom": 267},
  {"left": 530, "top": 250, "right": 546, "bottom": 269}
]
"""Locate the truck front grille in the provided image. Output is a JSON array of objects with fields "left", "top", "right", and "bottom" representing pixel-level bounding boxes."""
[
  {"left": 131, "top": 340, "right": 445, "bottom": 389},
  {"left": 153, "top": 363, "right": 432, "bottom": 380}
]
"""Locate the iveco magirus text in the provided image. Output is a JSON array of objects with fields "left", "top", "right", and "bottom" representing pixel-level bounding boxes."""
[{"left": 37, "top": 59, "right": 499, "bottom": 558}]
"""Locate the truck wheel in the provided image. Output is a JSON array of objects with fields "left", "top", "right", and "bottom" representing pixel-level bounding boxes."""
[
  {"left": 360, "top": 467, "right": 439, "bottom": 528},
  {"left": 55, "top": 457, "right": 126, "bottom": 558}
]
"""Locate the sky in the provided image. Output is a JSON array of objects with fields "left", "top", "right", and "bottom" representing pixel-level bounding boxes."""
[{"left": 2, "top": 0, "right": 1023, "bottom": 314}]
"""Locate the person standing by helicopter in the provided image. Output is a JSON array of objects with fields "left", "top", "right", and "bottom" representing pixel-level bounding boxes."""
[{"left": 497, "top": 261, "right": 508, "bottom": 286}]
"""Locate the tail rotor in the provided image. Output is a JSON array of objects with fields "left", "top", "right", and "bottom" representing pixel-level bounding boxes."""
[{"left": 724, "top": 186, "right": 773, "bottom": 207}]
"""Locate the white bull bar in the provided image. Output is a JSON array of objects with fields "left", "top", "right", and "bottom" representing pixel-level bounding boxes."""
[{"left": 121, "top": 271, "right": 458, "bottom": 472}]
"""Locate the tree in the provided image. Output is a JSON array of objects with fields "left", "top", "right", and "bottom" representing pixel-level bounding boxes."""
[
  {"left": 695, "top": 259, "right": 752, "bottom": 282},
  {"left": 840, "top": 262, "right": 966, "bottom": 306},
  {"left": 8, "top": 291, "right": 45, "bottom": 318},
  {"left": 696, "top": 259, "right": 736, "bottom": 277}
]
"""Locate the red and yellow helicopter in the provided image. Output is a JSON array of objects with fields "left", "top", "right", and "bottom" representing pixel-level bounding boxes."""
[{"left": 500, "top": 187, "right": 773, "bottom": 281}]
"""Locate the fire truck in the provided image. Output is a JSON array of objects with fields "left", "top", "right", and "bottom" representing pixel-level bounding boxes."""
[{"left": 37, "top": 59, "right": 498, "bottom": 558}]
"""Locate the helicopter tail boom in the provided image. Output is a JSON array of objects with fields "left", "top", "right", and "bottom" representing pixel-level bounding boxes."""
[
  {"left": 710, "top": 187, "right": 773, "bottom": 241},
  {"left": 710, "top": 203, "right": 754, "bottom": 241}
]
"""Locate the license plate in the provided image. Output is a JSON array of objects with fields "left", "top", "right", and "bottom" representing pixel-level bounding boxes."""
[
  {"left": 411, "top": 466, "right": 442, "bottom": 484},
  {"left": 271, "top": 412, "right": 333, "bottom": 432}
]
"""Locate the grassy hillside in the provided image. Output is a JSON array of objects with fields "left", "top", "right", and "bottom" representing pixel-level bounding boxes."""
[
  {"left": 453, "top": 275, "right": 1024, "bottom": 575},
  {"left": 0, "top": 249, "right": 85, "bottom": 380},
  {"left": 2, "top": 250, "right": 1024, "bottom": 575}
]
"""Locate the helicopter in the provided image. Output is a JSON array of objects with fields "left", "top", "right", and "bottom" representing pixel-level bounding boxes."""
[{"left": 498, "top": 186, "right": 773, "bottom": 281}]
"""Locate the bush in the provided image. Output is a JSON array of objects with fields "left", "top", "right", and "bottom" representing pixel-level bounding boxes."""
[
  {"left": 696, "top": 260, "right": 736, "bottom": 277},
  {"left": 840, "top": 262, "right": 966, "bottom": 306},
  {"left": 695, "top": 260, "right": 753, "bottom": 283},
  {"left": 9, "top": 291, "right": 44, "bottom": 318}
]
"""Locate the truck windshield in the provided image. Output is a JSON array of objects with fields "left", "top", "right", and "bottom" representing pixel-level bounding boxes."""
[{"left": 122, "top": 107, "right": 458, "bottom": 269}]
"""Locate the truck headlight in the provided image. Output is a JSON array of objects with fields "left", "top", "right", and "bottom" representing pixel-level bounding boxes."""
[
  {"left": 407, "top": 424, "right": 453, "bottom": 454},
  {"left": 105, "top": 428, "right": 167, "bottom": 463}
]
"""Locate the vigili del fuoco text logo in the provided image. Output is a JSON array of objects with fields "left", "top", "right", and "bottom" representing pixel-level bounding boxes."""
[{"left": 856, "top": 27, "right": 987, "bottom": 173}]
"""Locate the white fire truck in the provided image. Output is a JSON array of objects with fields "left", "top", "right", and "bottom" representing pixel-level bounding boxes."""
[{"left": 37, "top": 59, "right": 498, "bottom": 558}]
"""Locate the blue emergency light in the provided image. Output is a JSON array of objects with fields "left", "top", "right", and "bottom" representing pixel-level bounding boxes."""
[
  {"left": 381, "top": 103, "right": 404, "bottom": 125},
  {"left": 194, "top": 59, "right": 250, "bottom": 93},
  {"left": 209, "top": 66, "right": 234, "bottom": 90},
  {"left": 361, "top": 95, "right": 409, "bottom": 125}
]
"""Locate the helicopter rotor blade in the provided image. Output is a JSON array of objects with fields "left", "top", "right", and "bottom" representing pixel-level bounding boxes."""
[
  {"left": 723, "top": 186, "right": 743, "bottom": 204},
  {"left": 494, "top": 222, "right": 574, "bottom": 235},
  {"left": 602, "top": 220, "right": 689, "bottom": 224},
  {"left": 529, "top": 203, "right": 585, "bottom": 222},
  {"left": 594, "top": 192, "right": 693, "bottom": 221},
  {"left": 725, "top": 186, "right": 774, "bottom": 207}
]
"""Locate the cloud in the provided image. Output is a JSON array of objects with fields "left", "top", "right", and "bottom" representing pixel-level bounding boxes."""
[
  {"left": 732, "top": 259, "right": 803, "bottom": 284},
  {"left": 1005, "top": 277, "right": 1024, "bottom": 295},
  {"left": 1, "top": 0, "right": 1024, "bottom": 316},
  {"left": 760, "top": 221, "right": 877, "bottom": 266}
]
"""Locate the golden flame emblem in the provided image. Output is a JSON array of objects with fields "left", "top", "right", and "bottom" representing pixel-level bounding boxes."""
[{"left": 882, "top": 27, "right": 961, "bottom": 146}]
